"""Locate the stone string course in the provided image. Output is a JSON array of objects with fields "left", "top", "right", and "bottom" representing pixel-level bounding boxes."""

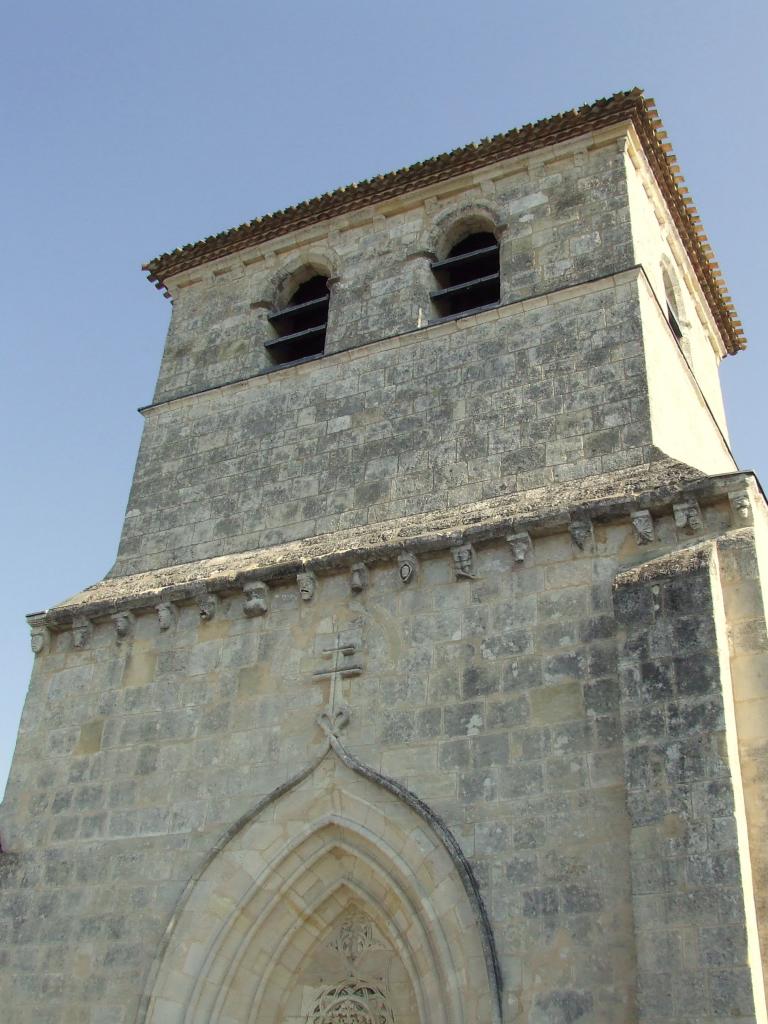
[
  {"left": 118, "top": 277, "right": 652, "bottom": 576},
  {"left": 4, "top": 486, "right": 765, "bottom": 1023},
  {"left": 36, "top": 464, "right": 749, "bottom": 633}
]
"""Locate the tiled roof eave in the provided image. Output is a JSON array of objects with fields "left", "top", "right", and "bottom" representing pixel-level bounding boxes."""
[
  {"left": 142, "top": 89, "right": 746, "bottom": 355},
  {"left": 624, "top": 100, "right": 745, "bottom": 355}
]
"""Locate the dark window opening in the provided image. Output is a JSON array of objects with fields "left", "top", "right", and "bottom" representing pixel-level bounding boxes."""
[
  {"left": 430, "top": 231, "right": 500, "bottom": 319},
  {"left": 266, "top": 274, "right": 330, "bottom": 364},
  {"left": 662, "top": 269, "right": 684, "bottom": 344},
  {"left": 667, "top": 302, "right": 683, "bottom": 341}
]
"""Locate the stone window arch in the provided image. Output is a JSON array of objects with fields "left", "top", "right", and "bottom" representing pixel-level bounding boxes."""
[
  {"left": 429, "top": 214, "right": 501, "bottom": 320},
  {"left": 266, "top": 267, "right": 331, "bottom": 364}
]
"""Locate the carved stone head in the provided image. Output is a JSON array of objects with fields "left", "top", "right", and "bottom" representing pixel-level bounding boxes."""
[
  {"left": 398, "top": 552, "right": 418, "bottom": 584},
  {"left": 729, "top": 491, "right": 752, "bottom": 524},
  {"left": 243, "top": 581, "right": 269, "bottom": 617},
  {"left": 673, "top": 500, "right": 702, "bottom": 534},
  {"left": 297, "top": 571, "right": 317, "bottom": 602},
  {"left": 506, "top": 531, "right": 531, "bottom": 564},
  {"left": 113, "top": 611, "right": 134, "bottom": 641},
  {"left": 72, "top": 617, "right": 92, "bottom": 650},
  {"left": 156, "top": 602, "right": 175, "bottom": 631},
  {"left": 350, "top": 563, "right": 368, "bottom": 593},
  {"left": 30, "top": 624, "right": 48, "bottom": 654},
  {"left": 451, "top": 543, "right": 477, "bottom": 579},
  {"left": 198, "top": 593, "right": 217, "bottom": 622},
  {"left": 569, "top": 519, "right": 593, "bottom": 551},
  {"left": 631, "top": 510, "right": 655, "bottom": 545}
]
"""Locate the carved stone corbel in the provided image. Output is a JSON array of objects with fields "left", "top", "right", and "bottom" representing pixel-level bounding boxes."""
[
  {"left": 197, "top": 592, "right": 218, "bottom": 622},
  {"left": 506, "top": 531, "right": 532, "bottom": 565},
  {"left": 451, "top": 542, "right": 478, "bottom": 579},
  {"left": 243, "top": 581, "right": 269, "bottom": 617},
  {"left": 156, "top": 601, "right": 176, "bottom": 631},
  {"left": 569, "top": 518, "right": 593, "bottom": 552},
  {"left": 673, "top": 499, "right": 702, "bottom": 534},
  {"left": 72, "top": 617, "right": 93, "bottom": 650},
  {"left": 112, "top": 611, "right": 134, "bottom": 641},
  {"left": 350, "top": 563, "right": 368, "bottom": 593},
  {"left": 397, "top": 552, "right": 418, "bottom": 584},
  {"left": 28, "top": 614, "right": 49, "bottom": 655},
  {"left": 297, "top": 571, "right": 317, "bottom": 602},
  {"left": 728, "top": 490, "right": 753, "bottom": 526},
  {"left": 631, "top": 510, "right": 655, "bottom": 546}
]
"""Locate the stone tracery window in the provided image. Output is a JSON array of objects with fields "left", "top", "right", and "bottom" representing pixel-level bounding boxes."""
[{"left": 308, "top": 980, "right": 395, "bottom": 1024}]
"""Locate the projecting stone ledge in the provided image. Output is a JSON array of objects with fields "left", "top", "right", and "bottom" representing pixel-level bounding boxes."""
[
  {"left": 613, "top": 538, "right": 715, "bottom": 588},
  {"left": 35, "top": 460, "right": 752, "bottom": 626}
]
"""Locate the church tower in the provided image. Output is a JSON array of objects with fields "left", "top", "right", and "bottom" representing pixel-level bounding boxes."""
[{"left": 3, "top": 89, "right": 768, "bottom": 1024}]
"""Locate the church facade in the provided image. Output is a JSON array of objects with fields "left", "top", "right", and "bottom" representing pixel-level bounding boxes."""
[{"left": 2, "top": 89, "right": 768, "bottom": 1024}]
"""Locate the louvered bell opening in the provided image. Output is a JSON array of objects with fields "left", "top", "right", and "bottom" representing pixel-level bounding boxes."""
[
  {"left": 430, "top": 232, "right": 500, "bottom": 319},
  {"left": 266, "top": 275, "right": 330, "bottom": 364}
]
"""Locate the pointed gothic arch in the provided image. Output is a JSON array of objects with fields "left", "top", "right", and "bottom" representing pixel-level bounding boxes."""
[{"left": 138, "top": 745, "right": 501, "bottom": 1024}]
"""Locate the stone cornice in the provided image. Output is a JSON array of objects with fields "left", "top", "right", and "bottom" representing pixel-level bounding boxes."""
[{"left": 29, "top": 464, "right": 758, "bottom": 630}]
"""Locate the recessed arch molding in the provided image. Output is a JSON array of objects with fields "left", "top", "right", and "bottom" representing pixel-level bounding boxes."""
[{"left": 135, "top": 736, "right": 503, "bottom": 1024}]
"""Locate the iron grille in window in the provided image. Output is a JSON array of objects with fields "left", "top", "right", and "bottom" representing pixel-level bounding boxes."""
[
  {"left": 430, "top": 231, "right": 500, "bottom": 319},
  {"left": 266, "top": 275, "right": 330, "bottom": 364}
]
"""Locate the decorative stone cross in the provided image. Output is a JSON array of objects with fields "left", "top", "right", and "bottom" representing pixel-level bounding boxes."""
[{"left": 313, "top": 633, "right": 363, "bottom": 738}]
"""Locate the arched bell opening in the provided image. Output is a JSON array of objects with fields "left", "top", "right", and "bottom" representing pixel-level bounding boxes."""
[
  {"left": 267, "top": 271, "right": 331, "bottom": 364},
  {"left": 430, "top": 229, "right": 500, "bottom": 319}
]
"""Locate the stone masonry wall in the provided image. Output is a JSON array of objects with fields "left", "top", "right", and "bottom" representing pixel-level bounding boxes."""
[
  {"left": 623, "top": 137, "right": 728, "bottom": 432},
  {"left": 153, "top": 134, "right": 633, "bottom": 405},
  {"left": 2, "top": 497, "right": 760, "bottom": 1024},
  {"left": 2, "top": 115, "right": 757, "bottom": 1024},
  {"left": 614, "top": 544, "right": 764, "bottom": 1023},
  {"left": 114, "top": 273, "right": 651, "bottom": 576},
  {"left": 719, "top": 512, "right": 768, "bottom": 992}
]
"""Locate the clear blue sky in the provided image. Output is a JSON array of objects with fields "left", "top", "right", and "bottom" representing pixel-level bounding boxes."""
[{"left": 2, "top": 0, "right": 766, "bottom": 795}]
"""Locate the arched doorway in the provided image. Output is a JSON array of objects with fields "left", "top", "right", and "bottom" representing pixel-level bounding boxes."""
[{"left": 139, "top": 751, "right": 501, "bottom": 1024}]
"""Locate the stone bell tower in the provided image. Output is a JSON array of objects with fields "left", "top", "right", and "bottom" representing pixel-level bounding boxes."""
[{"left": 3, "top": 89, "right": 768, "bottom": 1024}]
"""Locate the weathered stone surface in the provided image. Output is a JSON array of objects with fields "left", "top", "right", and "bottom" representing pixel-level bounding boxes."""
[
  {"left": 614, "top": 542, "right": 764, "bottom": 1022},
  {"left": 1, "top": 105, "right": 765, "bottom": 1024},
  {"left": 37, "top": 461, "right": 750, "bottom": 625},
  {"left": 6, "top": 501, "right": 765, "bottom": 1023}
]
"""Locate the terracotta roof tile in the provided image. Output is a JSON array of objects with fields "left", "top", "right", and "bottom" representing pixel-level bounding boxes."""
[{"left": 143, "top": 89, "right": 745, "bottom": 354}]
